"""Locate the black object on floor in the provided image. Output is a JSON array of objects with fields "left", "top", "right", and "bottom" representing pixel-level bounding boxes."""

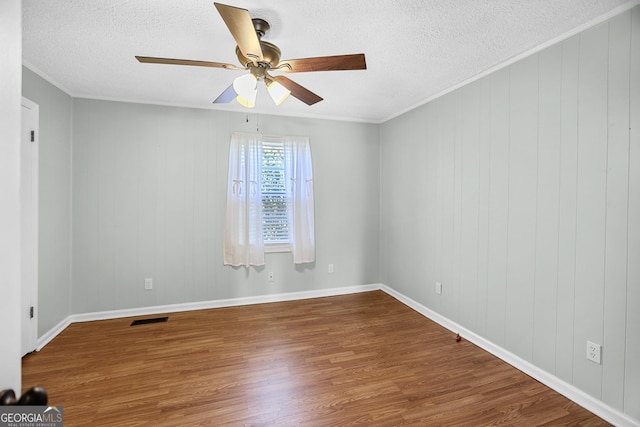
[
  {"left": 0, "top": 387, "right": 48, "bottom": 405},
  {"left": 130, "top": 317, "right": 168, "bottom": 326}
]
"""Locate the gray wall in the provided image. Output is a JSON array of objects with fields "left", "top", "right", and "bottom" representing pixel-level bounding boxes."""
[
  {"left": 22, "top": 67, "right": 73, "bottom": 335},
  {"left": 71, "top": 99, "right": 380, "bottom": 313},
  {"left": 380, "top": 8, "right": 640, "bottom": 420}
]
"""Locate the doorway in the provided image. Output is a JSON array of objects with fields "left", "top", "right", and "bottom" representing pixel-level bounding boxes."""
[{"left": 21, "top": 97, "right": 39, "bottom": 356}]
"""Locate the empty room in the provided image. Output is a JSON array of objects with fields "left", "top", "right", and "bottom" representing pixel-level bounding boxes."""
[{"left": 1, "top": 0, "right": 639, "bottom": 425}]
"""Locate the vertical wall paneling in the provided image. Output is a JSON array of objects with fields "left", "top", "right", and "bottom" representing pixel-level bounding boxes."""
[
  {"left": 555, "top": 35, "right": 580, "bottom": 384},
  {"left": 459, "top": 82, "right": 481, "bottom": 330},
  {"left": 156, "top": 110, "right": 171, "bottom": 301},
  {"left": 485, "top": 68, "right": 510, "bottom": 347},
  {"left": 434, "top": 96, "right": 456, "bottom": 316},
  {"left": 573, "top": 22, "right": 608, "bottom": 399},
  {"left": 505, "top": 55, "right": 539, "bottom": 361},
  {"left": 452, "top": 91, "right": 463, "bottom": 321},
  {"left": 533, "top": 45, "right": 562, "bottom": 373},
  {"left": 424, "top": 104, "right": 438, "bottom": 306},
  {"left": 73, "top": 103, "right": 104, "bottom": 313},
  {"left": 97, "top": 106, "right": 117, "bottom": 310},
  {"left": 113, "top": 107, "right": 140, "bottom": 308},
  {"left": 379, "top": 6, "right": 640, "bottom": 423},
  {"left": 70, "top": 106, "right": 85, "bottom": 313},
  {"left": 66, "top": 98, "right": 380, "bottom": 315},
  {"left": 399, "top": 108, "right": 429, "bottom": 303},
  {"left": 439, "top": 95, "right": 457, "bottom": 319},
  {"left": 625, "top": 6, "right": 640, "bottom": 420},
  {"left": 378, "top": 109, "right": 423, "bottom": 301},
  {"left": 160, "top": 111, "right": 192, "bottom": 304},
  {"left": 476, "top": 78, "right": 492, "bottom": 337},
  {"left": 378, "top": 116, "right": 404, "bottom": 295},
  {"left": 602, "top": 11, "right": 631, "bottom": 411},
  {"left": 182, "top": 112, "right": 197, "bottom": 303},
  {"left": 433, "top": 98, "right": 445, "bottom": 315},
  {"left": 138, "top": 109, "right": 162, "bottom": 307},
  {"left": 192, "top": 118, "right": 213, "bottom": 299},
  {"left": 208, "top": 117, "right": 225, "bottom": 299}
]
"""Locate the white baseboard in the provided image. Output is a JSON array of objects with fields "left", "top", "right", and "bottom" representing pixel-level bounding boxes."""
[
  {"left": 36, "top": 283, "right": 638, "bottom": 427},
  {"left": 379, "top": 285, "right": 639, "bottom": 427},
  {"left": 36, "top": 317, "right": 72, "bottom": 351}
]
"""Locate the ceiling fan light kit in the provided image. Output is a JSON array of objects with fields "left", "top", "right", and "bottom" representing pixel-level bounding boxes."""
[
  {"left": 136, "top": 2, "right": 366, "bottom": 108},
  {"left": 232, "top": 73, "right": 258, "bottom": 108},
  {"left": 266, "top": 78, "right": 291, "bottom": 106}
]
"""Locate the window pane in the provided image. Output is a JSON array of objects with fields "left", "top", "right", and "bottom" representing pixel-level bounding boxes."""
[{"left": 261, "top": 141, "right": 289, "bottom": 244}]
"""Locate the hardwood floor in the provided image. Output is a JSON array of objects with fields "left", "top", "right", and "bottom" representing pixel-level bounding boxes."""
[{"left": 22, "top": 291, "right": 609, "bottom": 426}]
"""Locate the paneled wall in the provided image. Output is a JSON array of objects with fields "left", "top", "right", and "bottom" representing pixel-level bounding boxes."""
[
  {"left": 380, "top": 8, "right": 639, "bottom": 420},
  {"left": 71, "top": 99, "right": 380, "bottom": 313},
  {"left": 22, "top": 67, "right": 73, "bottom": 336}
]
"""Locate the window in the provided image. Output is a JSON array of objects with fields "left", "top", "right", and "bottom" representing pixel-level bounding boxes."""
[
  {"left": 261, "top": 141, "right": 289, "bottom": 249},
  {"left": 224, "top": 132, "right": 315, "bottom": 267}
]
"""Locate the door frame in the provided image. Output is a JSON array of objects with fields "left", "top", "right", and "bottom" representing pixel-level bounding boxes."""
[{"left": 21, "top": 96, "right": 39, "bottom": 356}]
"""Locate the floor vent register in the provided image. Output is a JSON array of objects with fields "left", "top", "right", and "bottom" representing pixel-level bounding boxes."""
[{"left": 130, "top": 316, "right": 169, "bottom": 326}]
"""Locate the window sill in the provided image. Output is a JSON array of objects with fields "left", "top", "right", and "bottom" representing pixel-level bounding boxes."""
[{"left": 265, "top": 243, "right": 291, "bottom": 254}]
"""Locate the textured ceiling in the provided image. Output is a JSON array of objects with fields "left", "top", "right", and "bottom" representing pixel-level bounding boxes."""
[{"left": 22, "top": 0, "right": 636, "bottom": 123}]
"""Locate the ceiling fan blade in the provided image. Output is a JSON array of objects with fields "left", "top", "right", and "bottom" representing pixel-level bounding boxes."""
[
  {"left": 278, "top": 54, "right": 366, "bottom": 73},
  {"left": 274, "top": 76, "right": 323, "bottom": 106},
  {"left": 214, "top": 3, "right": 263, "bottom": 64},
  {"left": 213, "top": 84, "right": 237, "bottom": 104},
  {"left": 135, "top": 56, "right": 243, "bottom": 70}
]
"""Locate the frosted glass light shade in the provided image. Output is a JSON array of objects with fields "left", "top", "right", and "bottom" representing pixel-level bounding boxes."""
[
  {"left": 267, "top": 80, "right": 291, "bottom": 106},
  {"left": 233, "top": 73, "right": 257, "bottom": 108}
]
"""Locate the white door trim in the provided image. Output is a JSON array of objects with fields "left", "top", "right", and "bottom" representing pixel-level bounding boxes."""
[{"left": 21, "top": 96, "right": 39, "bottom": 356}]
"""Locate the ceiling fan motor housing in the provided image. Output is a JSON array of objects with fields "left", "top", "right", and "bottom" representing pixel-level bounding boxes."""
[
  {"left": 234, "top": 17, "right": 282, "bottom": 72},
  {"left": 235, "top": 41, "right": 281, "bottom": 70}
]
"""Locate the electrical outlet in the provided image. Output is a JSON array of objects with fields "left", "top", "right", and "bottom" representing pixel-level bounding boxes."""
[
  {"left": 435, "top": 282, "right": 442, "bottom": 295},
  {"left": 267, "top": 272, "right": 274, "bottom": 282},
  {"left": 586, "top": 341, "right": 601, "bottom": 364},
  {"left": 144, "top": 278, "right": 153, "bottom": 290},
  {"left": 328, "top": 264, "right": 334, "bottom": 274}
]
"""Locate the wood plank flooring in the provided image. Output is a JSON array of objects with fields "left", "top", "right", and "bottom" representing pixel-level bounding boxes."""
[{"left": 22, "top": 291, "right": 609, "bottom": 426}]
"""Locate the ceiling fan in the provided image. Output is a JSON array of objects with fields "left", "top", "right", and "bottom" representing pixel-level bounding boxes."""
[{"left": 135, "top": 2, "right": 367, "bottom": 108}]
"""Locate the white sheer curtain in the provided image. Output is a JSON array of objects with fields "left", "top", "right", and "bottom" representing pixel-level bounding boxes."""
[
  {"left": 284, "top": 136, "right": 315, "bottom": 264},
  {"left": 223, "top": 132, "right": 265, "bottom": 267},
  {"left": 223, "top": 132, "right": 315, "bottom": 266}
]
